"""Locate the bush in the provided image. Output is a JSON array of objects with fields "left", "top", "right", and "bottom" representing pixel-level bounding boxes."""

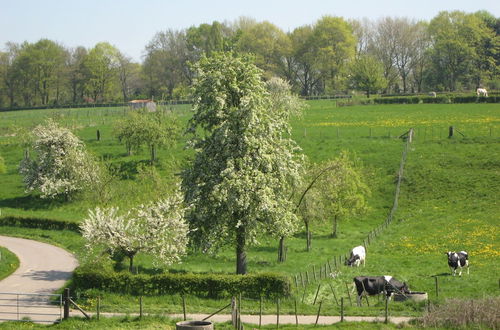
[
  {"left": 421, "top": 298, "right": 499, "bottom": 329},
  {"left": 0, "top": 216, "right": 80, "bottom": 232},
  {"left": 72, "top": 266, "right": 291, "bottom": 299}
]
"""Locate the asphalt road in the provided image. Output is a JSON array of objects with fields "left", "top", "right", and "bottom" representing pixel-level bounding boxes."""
[{"left": 0, "top": 235, "right": 79, "bottom": 323}]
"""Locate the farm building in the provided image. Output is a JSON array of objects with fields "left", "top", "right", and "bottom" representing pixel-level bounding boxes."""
[{"left": 128, "top": 99, "right": 157, "bottom": 112}]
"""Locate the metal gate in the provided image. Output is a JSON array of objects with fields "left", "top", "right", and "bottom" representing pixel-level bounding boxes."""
[{"left": 0, "top": 292, "right": 62, "bottom": 323}]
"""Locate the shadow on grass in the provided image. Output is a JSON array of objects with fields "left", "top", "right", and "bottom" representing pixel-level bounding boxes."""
[
  {"left": 0, "top": 194, "right": 66, "bottom": 210},
  {"left": 431, "top": 273, "right": 451, "bottom": 277}
]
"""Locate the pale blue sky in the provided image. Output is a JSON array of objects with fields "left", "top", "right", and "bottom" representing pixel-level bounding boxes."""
[{"left": 1, "top": 0, "right": 498, "bottom": 62}]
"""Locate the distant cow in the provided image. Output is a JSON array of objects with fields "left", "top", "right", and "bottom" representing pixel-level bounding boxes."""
[
  {"left": 477, "top": 88, "right": 488, "bottom": 97},
  {"left": 353, "top": 276, "right": 409, "bottom": 306},
  {"left": 429, "top": 91, "right": 437, "bottom": 98},
  {"left": 346, "top": 245, "right": 366, "bottom": 267},
  {"left": 446, "top": 251, "right": 469, "bottom": 276}
]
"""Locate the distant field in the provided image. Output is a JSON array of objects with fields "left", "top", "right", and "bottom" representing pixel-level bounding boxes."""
[{"left": 0, "top": 101, "right": 498, "bottom": 316}]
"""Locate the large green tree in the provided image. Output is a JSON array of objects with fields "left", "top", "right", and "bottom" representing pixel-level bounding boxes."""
[
  {"left": 349, "top": 54, "right": 387, "bottom": 97},
  {"left": 182, "top": 53, "right": 303, "bottom": 274}
]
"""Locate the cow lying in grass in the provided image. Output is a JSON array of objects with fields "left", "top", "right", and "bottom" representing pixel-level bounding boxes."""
[
  {"left": 446, "top": 251, "right": 469, "bottom": 276},
  {"left": 353, "top": 276, "right": 409, "bottom": 306},
  {"left": 345, "top": 245, "right": 366, "bottom": 267}
]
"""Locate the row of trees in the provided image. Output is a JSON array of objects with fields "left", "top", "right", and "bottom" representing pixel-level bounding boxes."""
[
  {"left": 20, "top": 53, "right": 369, "bottom": 274},
  {"left": 1, "top": 10, "right": 498, "bottom": 108}
]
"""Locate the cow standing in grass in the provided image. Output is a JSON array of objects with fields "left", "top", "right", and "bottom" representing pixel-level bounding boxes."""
[
  {"left": 476, "top": 88, "right": 488, "bottom": 97},
  {"left": 353, "top": 276, "right": 409, "bottom": 306},
  {"left": 346, "top": 245, "right": 366, "bottom": 267},
  {"left": 446, "top": 251, "right": 469, "bottom": 276}
]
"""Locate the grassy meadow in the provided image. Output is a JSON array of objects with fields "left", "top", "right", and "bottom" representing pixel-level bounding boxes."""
[
  {"left": 0, "top": 101, "right": 499, "bottom": 317},
  {"left": 0, "top": 246, "right": 19, "bottom": 281}
]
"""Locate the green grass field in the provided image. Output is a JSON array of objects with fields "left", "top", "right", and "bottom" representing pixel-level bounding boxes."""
[
  {"left": 0, "top": 246, "right": 19, "bottom": 281},
  {"left": 0, "top": 101, "right": 499, "bottom": 318}
]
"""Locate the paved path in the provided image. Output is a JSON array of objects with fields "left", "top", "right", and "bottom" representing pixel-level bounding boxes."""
[
  {"left": 72, "top": 312, "right": 416, "bottom": 326},
  {"left": 0, "top": 235, "right": 79, "bottom": 323}
]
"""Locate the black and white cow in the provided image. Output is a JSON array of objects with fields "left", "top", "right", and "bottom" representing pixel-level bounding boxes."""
[
  {"left": 446, "top": 251, "right": 469, "bottom": 276},
  {"left": 345, "top": 245, "right": 366, "bottom": 267},
  {"left": 353, "top": 276, "right": 409, "bottom": 306}
]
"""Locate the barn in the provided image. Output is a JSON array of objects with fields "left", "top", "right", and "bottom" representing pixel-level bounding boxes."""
[{"left": 128, "top": 99, "right": 157, "bottom": 112}]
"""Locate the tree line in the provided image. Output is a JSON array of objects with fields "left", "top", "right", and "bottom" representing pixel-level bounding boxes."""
[{"left": 1, "top": 10, "right": 498, "bottom": 108}]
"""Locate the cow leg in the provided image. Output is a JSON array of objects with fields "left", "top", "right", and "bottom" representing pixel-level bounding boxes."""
[
  {"left": 357, "top": 295, "right": 362, "bottom": 307},
  {"left": 458, "top": 267, "right": 462, "bottom": 277}
]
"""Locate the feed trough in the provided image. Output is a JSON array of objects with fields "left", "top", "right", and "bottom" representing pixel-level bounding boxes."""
[
  {"left": 393, "top": 291, "right": 428, "bottom": 302},
  {"left": 176, "top": 320, "right": 213, "bottom": 330}
]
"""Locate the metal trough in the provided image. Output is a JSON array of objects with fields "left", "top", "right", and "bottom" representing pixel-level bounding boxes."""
[{"left": 393, "top": 291, "right": 428, "bottom": 302}]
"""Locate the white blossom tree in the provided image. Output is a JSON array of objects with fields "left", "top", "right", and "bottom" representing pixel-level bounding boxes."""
[
  {"left": 182, "top": 53, "right": 304, "bottom": 274},
  {"left": 19, "top": 120, "right": 101, "bottom": 199},
  {"left": 80, "top": 189, "right": 189, "bottom": 272}
]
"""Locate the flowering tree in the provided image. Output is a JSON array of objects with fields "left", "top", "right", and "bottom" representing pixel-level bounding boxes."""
[
  {"left": 80, "top": 189, "right": 189, "bottom": 272},
  {"left": 182, "top": 53, "right": 304, "bottom": 274},
  {"left": 19, "top": 120, "right": 101, "bottom": 199}
]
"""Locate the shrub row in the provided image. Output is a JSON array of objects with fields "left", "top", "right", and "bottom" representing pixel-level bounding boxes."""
[
  {"left": 338, "top": 95, "right": 499, "bottom": 106},
  {"left": 373, "top": 95, "right": 499, "bottom": 104},
  {"left": 0, "top": 216, "right": 80, "bottom": 232},
  {"left": 72, "top": 267, "right": 291, "bottom": 299}
]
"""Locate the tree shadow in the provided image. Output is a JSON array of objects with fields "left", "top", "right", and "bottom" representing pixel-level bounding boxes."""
[
  {"left": 431, "top": 273, "right": 451, "bottom": 277},
  {"left": 0, "top": 194, "right": 66, "bottom": 210}
]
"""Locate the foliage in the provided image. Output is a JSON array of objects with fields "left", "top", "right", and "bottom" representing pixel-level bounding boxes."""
[
  {"left": 18, "top": 120, "right": 101, "bottom": 199},
  {"left": 420, "top": 298, "right": 500, "bottom": 329},
  {"left": 349, "top": 55, "right": 388, "bottom": 98},
  {"left": 72, "top": 266, "right": 291, "bottom": 298},
  {"left": 80, "top": 188, "right": 189, "bottom": 271},
  {"left": 114, "top": 109, "right": 180, "bottom": 162},
  {"left": 313, "top": 152, "right": 370, "bottom": 238},
  {"left": 182, "top": 52, "right": 304, "bottom": 274}
]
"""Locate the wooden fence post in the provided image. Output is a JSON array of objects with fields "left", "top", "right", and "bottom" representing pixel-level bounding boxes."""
[
  {"left": 345, "top": 283, "right": 352, "bottom": 306},
  {"left": 315, "top": 301, "right": 322, "bottom": 326},
  {"left": 340, "top": 297, "right": 344, "bottom": 322},
  {"left": 434, "top": 276, "right": 439, "bottom": 298},
  {"left": 329, "top": 284, "right": 339, "bottom": 306},
  {"left": 182, "top": 295, "right": 186, "bottom": 321},
  {"left": 63, "top": 288, "right": 70, "bottom": 320},
  {"left": 231, "top": 297, "right": 237, "bottom": 328},
  {"left": 448, "top": 126, "right": 454, "bottom": 138},
  {"left": 259, "top": 296, "right": 262, "bottom": 328},
  {"left": 139, "top": 296, "right": 143, "bottom": 319},
  {"left": 385, "top": 296, "right": 389, "bottom": 324},
  {"left": 294, "top": 299, "right": 298, "bottom": 326},
  {"left": 313, "top": 284, "right": 321, "bottom": 305},
  {"left": 313, "top": 265, "right": 317, "bottom": 281},
  {"left": 96, "top": 296, "right": 100, "bottom": 320},
  {"left": 276, "top": 298, "right": 280, "bottom": 328}
]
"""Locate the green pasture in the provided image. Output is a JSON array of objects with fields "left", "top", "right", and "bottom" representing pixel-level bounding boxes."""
[
  {"left": 0, "top": 101, "right": 499, "bottom": 317},
  {"left": 0, "top": 246, "right": 19, "bottom": 281}
]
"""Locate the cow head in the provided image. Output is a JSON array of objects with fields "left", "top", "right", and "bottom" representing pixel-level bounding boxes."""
[
  {"left": 345, "top": 255, "right": 360, "bottom": 266},
  {"left": 401, "top": 282, "right": 410, "bottom": 294}
]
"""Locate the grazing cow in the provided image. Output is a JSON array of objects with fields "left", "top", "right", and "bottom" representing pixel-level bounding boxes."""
[
  {"left": 446, "top": 251, "right": 469, "bottom": 276},
  {"left": 353, "top": 276, "right": 409, "bottom": 306},
  {"left": 429, "top": 91, "right": 437, "bottom": 98},
  {"left": 476, "top": 88, "right": 488, "bottom": 97},
  {"left": 346, "top": 245, "right": 366, "bottom": 267}
]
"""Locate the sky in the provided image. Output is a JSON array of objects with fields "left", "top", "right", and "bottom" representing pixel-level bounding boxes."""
[{"left": 1, "top": 0, "right": 499, "bottom": 62}]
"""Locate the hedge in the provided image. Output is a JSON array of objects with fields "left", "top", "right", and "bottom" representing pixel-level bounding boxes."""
[
  {"left": 372, "top": 95, "right": 499, "bottom": 105},
  {"left": 0, "top": 216, "right": 80, "bottom": 232},
  {"left": 72, "top": 267, "right": 291, "bottom": 299}
]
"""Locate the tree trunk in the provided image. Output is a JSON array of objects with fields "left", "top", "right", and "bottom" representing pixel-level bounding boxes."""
[
  {"left": 305, "top": 221, "right": 311, "bottom": 252},
  {"left": 331, "top": 215, "right": 338, "bottom": 238},
  {"left": 150, "top": 145, "right": 156, "bottom": 164},
  {"left": 278, "top": 236, "right": 286, "bottom": 262},
  {"left": 128, "top": 253, "right": 135, "bottom": 273},
  {"left": 236, "top": 225, "right": 247, "bottom": 275}
]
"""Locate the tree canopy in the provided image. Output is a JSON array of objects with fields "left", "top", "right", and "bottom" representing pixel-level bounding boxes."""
[{"left": 182, "top": 52, "right": 304, "bottom": 274}]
